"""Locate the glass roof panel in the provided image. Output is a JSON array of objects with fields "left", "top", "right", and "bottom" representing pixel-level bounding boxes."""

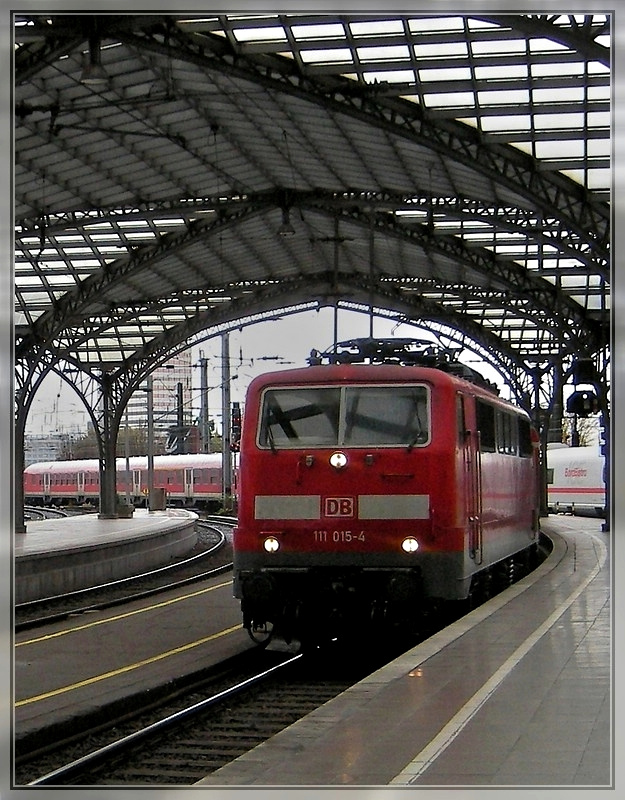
[
  {"left": 300, "top": 48, "right": 353, "bottom": 64},
  {"left": 413, "top": 41, "right": 468, "bottom": 58},
  {"left": 418, "top": 66, "right": 473, "bottom": 82},
  {"left": 529, "top": 37, "right": 571, "bottom": 53},
  {"left": 291, "top": 23, "right": 345, "bottom": 39},
  {"left": 478, "top": 89, "right": 530, "bottom": 105},
  {"left": 471, "top": 39, "right": 528, "bottom": 56},
  {"left": 363, "top": 69, "right": 415, "bottom": 84},
  {"left": 357, "top": 45, "right": 411, "bottom": 61},
  {"left": 423, "top": 92, "right": 477, "bottom": 108},
  {"left": 474, "top": 64, "right": 528, "bottom": 79},
  {"left": 232, "top": 26, "right": 287, "bottom": 42},
  {"left": 408, "top": 17, "right": 466, "bottom": 33},
  {"left": 349, "top": 20, "right": 405, "bottom": 36}
]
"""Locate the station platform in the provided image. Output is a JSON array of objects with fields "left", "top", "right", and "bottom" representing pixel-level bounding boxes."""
[
  {"left": 14, "top": 509, "right": 198, "bottom": 604},
  {"left": 197, "top": 515, "right": 612, "bottom": 788}
]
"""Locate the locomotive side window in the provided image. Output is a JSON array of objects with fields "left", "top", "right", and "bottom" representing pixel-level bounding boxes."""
[
  {"left": 477, "top": 399, "right": 532, "bottom": 457},
  {"left": 456, "top": 394, "right": 467, "bottom": 444},
  {"left": 258, "top": 384, "right": 429, "bottom": 448},
  {"left": 518, "top": 417, "right": 533, "bottom": 457},
  {"left": 476, "top": 399, "right": 496, "bottom": 452},
  {"left": 497, "top": 411, "right": 517, "bottom": 455}
]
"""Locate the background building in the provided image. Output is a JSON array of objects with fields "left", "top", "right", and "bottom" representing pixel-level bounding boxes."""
[
  {"left": 125, "top": 352, "right": 194, "bottom": 453},
  {"left": 23, "top": 433, "right": 80, "bottom": 466}
]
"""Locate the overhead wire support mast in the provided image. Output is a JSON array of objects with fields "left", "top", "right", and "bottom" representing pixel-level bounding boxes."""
[{"left": 221, "top": 332, "right": 233, "bottom": 512}]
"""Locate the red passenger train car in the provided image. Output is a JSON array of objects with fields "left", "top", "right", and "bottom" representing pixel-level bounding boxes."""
[
  {"left": 233, "top": 338, "right": 540, "bottom": 644},
  {"left": 23, "top": 452, "right": 227, "bottom": 510}
]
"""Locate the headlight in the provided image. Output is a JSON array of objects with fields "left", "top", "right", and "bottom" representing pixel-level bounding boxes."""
[
  {"left": 401, "top": 536, "right": 419, "bottom": 553},
  {"left": 263, "top": 536, "right": 280, "bottom": 553},
  {"left": 329, "top": 451, "right": 348, "bottom": 469}
]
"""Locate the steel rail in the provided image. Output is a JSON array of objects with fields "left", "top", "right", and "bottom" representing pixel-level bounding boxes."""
[{"left": 27, "top": 652, "right": 303, "bottom": 786}]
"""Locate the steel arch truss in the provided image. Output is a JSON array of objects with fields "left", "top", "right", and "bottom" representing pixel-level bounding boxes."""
[
  {"left": 14, "top": 12, "right": 611, "bottom": 482},
  {"left": 16, "top": 189, "right": 607, "bottom": 371}
]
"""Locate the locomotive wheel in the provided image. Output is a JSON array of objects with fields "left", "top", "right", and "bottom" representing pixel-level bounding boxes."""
[{"left": 247, "top": 620, "right": 274, "bottom": 647}]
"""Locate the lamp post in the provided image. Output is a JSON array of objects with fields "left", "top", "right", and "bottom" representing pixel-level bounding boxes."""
[{"left": 199, "top": 351, "right": 210, "bottom": 453}]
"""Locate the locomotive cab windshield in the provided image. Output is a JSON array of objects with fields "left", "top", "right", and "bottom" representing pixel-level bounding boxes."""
[{"left": 258, "top": 384, "right": 430, "bottom": 449}]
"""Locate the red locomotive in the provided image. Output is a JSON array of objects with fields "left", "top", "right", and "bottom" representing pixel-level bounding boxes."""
[
  {"left": 233, "top": 338, "right": 540, "bottom": 645},
  {"left": 23, "top": 452, "right": 227, "bottom": 510}
]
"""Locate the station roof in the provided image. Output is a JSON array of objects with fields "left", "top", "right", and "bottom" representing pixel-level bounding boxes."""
[{"left": 14, "top": 12, "right": 610, "bottom": 399}]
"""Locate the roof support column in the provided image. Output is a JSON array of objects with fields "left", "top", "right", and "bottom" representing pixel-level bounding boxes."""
[
  {"left": 547, "top": 361, "right": 564, "bottom": 445},
  {"left": 14, "top": 355, "right": 57, "bottom": 534},
  {"left": 530, "top": 365, "right": 550, "bottom": 518},
  {"left": 14, "top": 407, "right": 27, "bottom": 535},
  {"left": 581, "top": 361, "right": 610, "bottom": 534},
  {"left": 221, "top": 332, "right": 233, "bottom": 512},
  {"left": 599, "top": 404, "right": 610, "bottom": 533},
  {"left": 97, "top": 372, "right": 119, "bottom": 519}
]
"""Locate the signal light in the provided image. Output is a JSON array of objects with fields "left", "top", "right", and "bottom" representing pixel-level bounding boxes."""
[
  {"left": 231, "top": 401, "right": 242, "bottom": 450},
  {"left": 566, "top": 390, "right": 599, "bottom": 417}
]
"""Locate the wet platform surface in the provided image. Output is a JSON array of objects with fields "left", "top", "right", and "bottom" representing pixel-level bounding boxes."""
[
  {"left": 197, "top": 516, "right": 611, "bottom": 788},
  {"left": 15, "top": 508, "right": 197, "bottom": 557}
]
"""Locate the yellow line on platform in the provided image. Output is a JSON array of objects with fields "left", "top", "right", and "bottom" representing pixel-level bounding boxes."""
[
  {"left": 16, "top": 624, "right": 241, "bottom": 707},
  {"left": 16, "top": 580, "right": 232, "bottom": 647}
]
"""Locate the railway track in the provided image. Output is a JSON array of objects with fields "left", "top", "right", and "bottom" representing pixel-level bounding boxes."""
[
  {"left": 17, "top": 639, "right": 393, "bottom": 786},
  {"left": 14, "top": 521, "right": 552, "bottom": 787},
  {"left": 24, "top": 505, "right": 70, "bottom": 521},
  {"left": 15, "top": 516, "right": 236, "bottom": 630}
]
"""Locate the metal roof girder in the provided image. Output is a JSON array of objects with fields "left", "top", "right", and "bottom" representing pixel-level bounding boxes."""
[
  {"left": 478, "top": 14, "right": 609, "bottom": 67},
  {"left": 336, "top": 270, "right": 588, "bottom": 362},
  {"left": 123, "top": 20, "right": 608, "bottom": 258},
  {"left": 14, "top": 29, "right": 87, "bottom": 84},
  {"left": 310, "top": 270, "right": 529, "bottom": 376},
  {"left": 15, "top": 197, "right": 274, "bottom": 359},
  {"left": 299, "top": 195, "right": 604, "bottom": 352}
]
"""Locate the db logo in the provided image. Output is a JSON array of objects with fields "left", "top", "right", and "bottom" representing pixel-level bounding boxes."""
[{"left": 324, "top": 497, "right": 355, "bottom": 517}]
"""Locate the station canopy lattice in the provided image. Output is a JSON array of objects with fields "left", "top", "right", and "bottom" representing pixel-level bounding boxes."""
[{"left": 14, "top": 11, "right": 610, "bottom": 407}]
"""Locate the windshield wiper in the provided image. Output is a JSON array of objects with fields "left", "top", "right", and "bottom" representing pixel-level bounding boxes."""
[
  {"left": 266, "top": 425, "right": 277, "bottom": 453},
  {"left": 407, "top": 433, "right": 421, "bottom": 452},
  {"left": 407, "top": 398, "right": 426, "bottom": 451}
]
